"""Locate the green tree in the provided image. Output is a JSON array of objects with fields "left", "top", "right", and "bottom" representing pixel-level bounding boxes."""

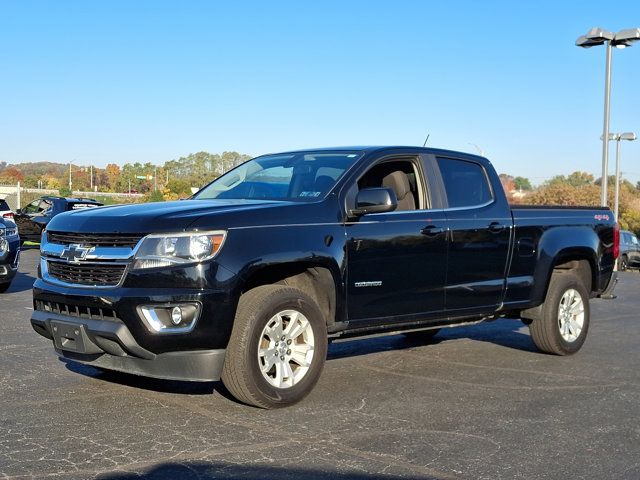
[
  {"left": 514, "top": 176, "right": 532, "bottom": 191},
  {"left": 566, "top": 171, "right": 594, "bottom": 187},
  {"left": 144, "top": 190, "right": 165, "bottom": 202}
]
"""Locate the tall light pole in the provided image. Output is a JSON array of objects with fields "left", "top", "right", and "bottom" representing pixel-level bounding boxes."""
[
  {"left": 68, "top": 160, "right": 76, "bottom": 192},
  {"left": 576, "top": 27, "right": 640, "bottom": 206},
  {"left": 606, "top": 132, "right": 637, "bottom": 221},
  {"left": 467, "top": 143, "right": 485, "bottom": 156}
]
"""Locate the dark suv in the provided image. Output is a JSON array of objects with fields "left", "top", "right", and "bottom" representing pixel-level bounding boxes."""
[
  {"left": 14, "top": 196, "right": 102, "bottom": 243},
  {"left": 0, "top": 218, "right": 20, "bottom": 292},
  {"left": 619, "top": 230, "right": 640, "bottom": 271}
]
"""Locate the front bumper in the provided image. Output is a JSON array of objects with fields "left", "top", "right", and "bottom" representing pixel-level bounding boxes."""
[
  {"left": 0, "top": 240, "right": 20, "bottom": 283},
  {"left": 31, "top": 310, "right": 226, "bottom": 381},
  {"left": 32, "top": 278, "right": 237, "bottom": 354}
]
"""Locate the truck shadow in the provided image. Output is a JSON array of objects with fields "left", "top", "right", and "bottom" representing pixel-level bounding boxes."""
[
  {"left": 3, "top": 270, "right": 36, "bottom": 293},
  {"left": 94, "top": 461, "right": 435, "bottom": 479},
  {"left": 328, "top": 318, "right": 537, "bottom": 361},
  {"left": 61, "top": 319, "right": 535, "bottom": 400},
  {"left": 60, "top": 358, "right": 219, "bottom": 396}
]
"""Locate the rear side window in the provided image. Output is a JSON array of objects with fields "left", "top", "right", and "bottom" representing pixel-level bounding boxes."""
[
  {"left": 437, "top": 157, "right": 492, "bottom": 208},
  {"left": 622, "top": 233, "right": 631, "bottom": 245},
  {"left": 0, "top": 200, "right": 9, "bottom": 210},
  {"left": 67, "top": 202, "right": 100, "bottom": 211}
]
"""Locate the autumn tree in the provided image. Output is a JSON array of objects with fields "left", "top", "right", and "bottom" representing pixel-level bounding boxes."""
[{"left": 0, "top": 167, "right": 25, "bottom": 183}]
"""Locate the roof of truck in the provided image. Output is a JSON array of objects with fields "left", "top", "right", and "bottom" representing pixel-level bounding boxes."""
[{"left": 269, "top": 146, "right": 490, "bottom": 166}]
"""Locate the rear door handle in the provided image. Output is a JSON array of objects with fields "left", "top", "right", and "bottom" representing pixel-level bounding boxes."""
[
  {"left": 488, "top": 222, "right": 505, "bottom": 233},
  {"left": 421, "top": 225, "right": 445, "bottom": 236}
]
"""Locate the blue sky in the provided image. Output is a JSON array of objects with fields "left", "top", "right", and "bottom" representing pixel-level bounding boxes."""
[{"left": 1, "top": 1, "right": 639, "bottom": 185}]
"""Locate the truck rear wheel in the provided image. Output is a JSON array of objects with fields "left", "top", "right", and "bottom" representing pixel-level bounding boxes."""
[
  {"left": 221, "top": 285, "right": 327, "bottom": 408},
  {"left": 529, "top": 272, "right": 590, "bottom": 355},
  {"left": 619, "top": 255, "right": 628, "bottom": 271}
]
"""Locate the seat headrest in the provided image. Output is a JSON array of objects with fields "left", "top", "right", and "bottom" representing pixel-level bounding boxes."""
[
  {"left": 314, "top": 175, "right": 335, "bottom": 193},
  {"left": 382, "top": 171, "right": 411, "bottom": 199}
]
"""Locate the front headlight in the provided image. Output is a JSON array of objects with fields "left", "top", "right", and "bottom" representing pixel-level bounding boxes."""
[
  {"left": 0, "top": 237, "right": 8, "bottom": 255},
  {"left": 132, "top": 230, "right": 226, "bottom": 270}
]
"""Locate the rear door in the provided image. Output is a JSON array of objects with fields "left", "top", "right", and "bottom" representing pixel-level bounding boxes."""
[{"left": 435, "top": 156, "right": 512, "bottom": 313}]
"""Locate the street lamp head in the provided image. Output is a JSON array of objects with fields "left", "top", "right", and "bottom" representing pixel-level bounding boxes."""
[
  {"left": 576, "top": 27, "right": 615, "bottom": 47},
  {"left": 601, "top": 133, "right": 619, "bottom": 141},
  {"left": 612, "top": 28, "right": 640, "bottom": 47},
  {"left": 620, "top": 132, "right": 637, "bottom": 141},
  {"left": 587, "top": 27, "right": 615, "bottom": 41},
  {"left": 576, "top": 35, "right": 604, "bottom": 48}
]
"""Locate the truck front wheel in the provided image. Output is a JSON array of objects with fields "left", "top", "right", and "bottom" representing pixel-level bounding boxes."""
[
  {"left": 529, "top": 272, "right": 590, "bottom": 355},
  {"left": 221, "top": 285, "right": 328, "bottom": 408}
]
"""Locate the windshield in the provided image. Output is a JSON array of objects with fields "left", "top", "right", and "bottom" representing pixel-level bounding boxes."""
[{"left": 194, "top": 151, "right": 362, "bottom": 202}]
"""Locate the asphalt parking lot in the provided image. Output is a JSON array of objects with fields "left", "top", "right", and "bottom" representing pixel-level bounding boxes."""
[{"left": 1, "top": 248, "right": 639, "bottom": 480}]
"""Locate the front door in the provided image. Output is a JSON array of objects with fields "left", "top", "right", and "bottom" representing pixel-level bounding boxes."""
[
  {"left": 15, "top": 200, "right": 46, "bottom": 240},
  {"left": 345, "top": 157, "right": 448, "bottom": 323}
]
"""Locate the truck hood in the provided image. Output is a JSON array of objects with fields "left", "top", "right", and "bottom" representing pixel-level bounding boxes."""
[{"left": 45, "top": 199, "right": 293, "bottom": 234}]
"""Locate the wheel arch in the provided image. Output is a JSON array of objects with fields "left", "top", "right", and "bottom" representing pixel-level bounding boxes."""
[
  {"left": 530, "top": 226, "right": 600, "bottom": 304},
  {"left": 240, "top": 261, "right": 341, "bottom": 330}
]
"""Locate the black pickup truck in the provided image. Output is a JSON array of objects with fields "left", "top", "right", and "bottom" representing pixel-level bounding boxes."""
[{"left": 31, "top": 147, "right": 618, "bottom": 408}]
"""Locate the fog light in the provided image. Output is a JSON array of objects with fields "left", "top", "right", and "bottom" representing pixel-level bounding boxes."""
[
  {"left": 138, "top": 303, "right": 201, "bottom": 334},
  {"left": 171, "top": 306, "right": 182, "bottom": 325}
]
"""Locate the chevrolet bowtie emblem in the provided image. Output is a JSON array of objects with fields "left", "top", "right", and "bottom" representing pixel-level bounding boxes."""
[{"left": 60, "top": 244, "right": 93, "bottom": 263}]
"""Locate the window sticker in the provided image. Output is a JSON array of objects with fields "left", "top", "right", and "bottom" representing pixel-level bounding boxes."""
[{"left": 299, "top": 191, "right": 321, "bottom": 198}]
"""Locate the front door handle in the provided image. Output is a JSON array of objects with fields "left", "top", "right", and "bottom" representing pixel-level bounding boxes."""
[
  {"left": 421, "top": 225, "right": 445, "bottom": 236},
  {"left": 488, "top": 222, "right": 505, "bottom": 233}
]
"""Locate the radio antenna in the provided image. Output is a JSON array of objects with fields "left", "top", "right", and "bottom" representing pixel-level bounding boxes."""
[{"left": 422, "top": 134, "right": 430, "bottom": 147}]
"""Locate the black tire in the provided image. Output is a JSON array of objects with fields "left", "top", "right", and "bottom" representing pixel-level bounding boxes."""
[
  {"left": 529, "top": 272, "right": 590, "bottom": 355},
  {"left": 221, "top": 285, "right": 328, "bottom": 409},
  {"left": 619, "top": 255, "right": 628, "bottom": 272},
  {"left": 0, "top": 282, "right": 10, "bottom": 293},
  {"left": 403, "top": 328, "right": 441, "bottom": 342}
]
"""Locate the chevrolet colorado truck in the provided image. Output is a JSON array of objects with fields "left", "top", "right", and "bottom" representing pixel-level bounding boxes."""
[{"left": 31, "top": 147, "right": 618, "bottom": 408}]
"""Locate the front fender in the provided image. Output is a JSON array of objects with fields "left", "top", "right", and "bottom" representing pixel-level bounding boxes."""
[{"left": 216, "top": 224, "right": 347, "bottom": 321}]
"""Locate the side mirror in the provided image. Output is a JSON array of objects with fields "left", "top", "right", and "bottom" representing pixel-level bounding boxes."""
[{"left": 352, "top": 187, "right": 398, "bottom": 216}]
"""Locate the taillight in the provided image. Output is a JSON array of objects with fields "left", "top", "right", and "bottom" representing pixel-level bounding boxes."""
[
  {"left": 613, "top": 223, "right": 620, "bottom": 259},
  {"left": 2, "top": 213, "right": 13, "bottom": 220}
]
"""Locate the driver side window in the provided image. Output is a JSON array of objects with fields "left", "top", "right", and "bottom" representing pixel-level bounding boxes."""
[{"left": 357, "top": 159, "right": 425, "bottom": 211}]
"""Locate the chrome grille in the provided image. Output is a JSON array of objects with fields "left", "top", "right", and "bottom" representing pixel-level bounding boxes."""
[
  {"left": 46, "top": 261, "right": 126, "bottom": 286},
  {"left": 34, "top": 300, "right": 120, "bottom": 321},
  {"left": 47, "top": 232, "right": 144, "bottom": 248}
]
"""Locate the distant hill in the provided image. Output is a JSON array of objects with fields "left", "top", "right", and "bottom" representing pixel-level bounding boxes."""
[{"left": 0, "top": 161, "right": 68, "bottom": 177}]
